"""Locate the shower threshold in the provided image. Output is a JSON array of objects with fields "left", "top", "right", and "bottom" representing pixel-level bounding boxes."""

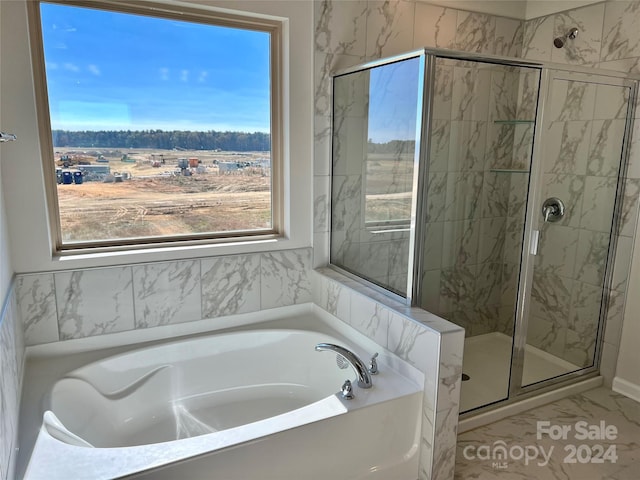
[{"left": 460, "top": 332, "right": 579, "bottom": 413}]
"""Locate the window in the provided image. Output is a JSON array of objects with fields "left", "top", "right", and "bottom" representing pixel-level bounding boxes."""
[{"left": 30, "top": 0, "right": 282, "bottom": 251}]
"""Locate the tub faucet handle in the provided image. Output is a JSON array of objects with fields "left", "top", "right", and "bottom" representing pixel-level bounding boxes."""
[
  {"left": 341, "top": 379, "right": 354, "bottom": 399},
  {"left": 369, "top": 353, "right": 379, "bottom": 375}
]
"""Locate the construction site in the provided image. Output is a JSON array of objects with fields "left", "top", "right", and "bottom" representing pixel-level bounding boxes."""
[{"left": 54, "top": 148, "right": 272, "bottom": 242}]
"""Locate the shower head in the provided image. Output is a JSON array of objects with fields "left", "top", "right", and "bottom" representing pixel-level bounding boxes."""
[{"left": 554, "top": 27, "right": 579, "bottom": 48}]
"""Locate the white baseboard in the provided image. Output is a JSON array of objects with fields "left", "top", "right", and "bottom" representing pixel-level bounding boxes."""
[{"left": 612, "top": 377, "right": 640, "bottom": 403}]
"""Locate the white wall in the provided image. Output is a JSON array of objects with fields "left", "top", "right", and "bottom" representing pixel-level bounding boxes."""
[
  {"left": 616, "top": 234, "right": 640, "bottom": 399},
  {"left": 1, "top": 0, "right": 313, "bottom": 273},
  {"left": 0, "top": 0, "right": 14, "bottom": 296}
]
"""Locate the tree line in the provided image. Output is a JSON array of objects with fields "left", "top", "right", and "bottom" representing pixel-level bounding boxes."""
[{"left": 52, "top": 130, "right": 271, "bottom": 152}]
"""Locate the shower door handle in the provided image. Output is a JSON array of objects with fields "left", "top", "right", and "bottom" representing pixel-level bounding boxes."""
[{"left": 530, "top": 229, "right": 540, "bottom": 256}]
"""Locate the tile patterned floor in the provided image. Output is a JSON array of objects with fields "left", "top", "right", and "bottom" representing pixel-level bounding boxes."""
[{"left": 455, "top": 388, "right": 640, "bottom": 479}]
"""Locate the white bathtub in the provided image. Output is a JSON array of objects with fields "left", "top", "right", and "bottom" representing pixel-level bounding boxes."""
[{"left": 23, "top": 312, "right": 423, "bottom": 479}]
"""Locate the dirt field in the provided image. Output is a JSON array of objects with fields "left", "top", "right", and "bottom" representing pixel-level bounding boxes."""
[{"left": 55, "top": 148, "right": 271, "bottom": 243}]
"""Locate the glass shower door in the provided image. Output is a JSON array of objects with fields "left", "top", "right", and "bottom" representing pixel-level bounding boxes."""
[
  {"left": 418, "top": 57, "right": 541, "bottom": 412},
  {"left": 518, "top": 71, "right": 634, "bottom": 388}
]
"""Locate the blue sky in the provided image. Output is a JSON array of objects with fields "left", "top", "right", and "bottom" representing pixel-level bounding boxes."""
[
  {"left": 367, "top": 57, "right": 420, "bottom": 144},
  {"left": 40, "top": 2, "right": 271, "bottom": 132}
]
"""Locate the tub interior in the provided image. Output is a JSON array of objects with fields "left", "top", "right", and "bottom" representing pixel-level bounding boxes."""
[{"left": 46, "top": 329, "right": 358, "bottom": 448}]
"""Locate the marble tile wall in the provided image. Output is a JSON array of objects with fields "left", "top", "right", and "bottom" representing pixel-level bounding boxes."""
[
  {"left": 313, "top": 267, "right": 464, "bottom": 480},
  {"left": 16, "top": 248, "right": 312, "bottom": 345},
  {"left": 521, "top": 1, "right": 640, "bottom": 382},
  {"left": 0, "top": 283, "right": 25, "bottom": 480},
  {"left": 420, "top": 59, "right": 533, "bottom": 338}
]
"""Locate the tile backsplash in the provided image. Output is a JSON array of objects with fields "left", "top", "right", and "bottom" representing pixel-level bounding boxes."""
[
  {"left": 16, "top": 248, "right": 312, "bottom": 346},
  {"left": 0, "top": 283, "right": 25, "bottom": 480}
]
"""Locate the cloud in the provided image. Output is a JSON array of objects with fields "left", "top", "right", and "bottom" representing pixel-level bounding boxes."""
[
  {"left": 180, "top": 69, "right": 189, "bottom": 82},
  {"left": 46, "top": 62, "right": 58, "bottom": 70},
  {"left": 159, "top": 67, "right": 169, "bottom": 81},
  {"left": 88, "top": 64, "right": 101, "bottom": 76},
  {"left": 63, "top": 63, "right": 79, "bottom": 72},
  {"left": 197, "top": 71, "right": 208, "bottom": 83}
]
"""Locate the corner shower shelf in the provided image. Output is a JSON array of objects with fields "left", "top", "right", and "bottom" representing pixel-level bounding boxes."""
[
  {"left": 493, "top": 120, "right": 535, "bottom": 125},
  {"left": 489, "top": 169, "right": 530, "bottom": 174}
]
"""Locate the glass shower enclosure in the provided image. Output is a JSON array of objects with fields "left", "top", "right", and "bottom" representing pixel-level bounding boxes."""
[{"left": 330, "top": 48, "right": 637, "bottom": 414}]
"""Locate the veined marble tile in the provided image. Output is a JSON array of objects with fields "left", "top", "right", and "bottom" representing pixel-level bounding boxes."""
[
  {"left": 424, "top": 221, "right": 444, "bottom": 271},
  {"left": 331, "top": 174, "right": 361, "bottom": 233},
  {"left": 413, "top": 3, "right": 456, "bottom": 49},
  {"left": 579, "top": 176, "right": 617, "bottom": 233},
  {"left": 314, "top": 115, "right": 331, "bottom": 177},
  {"left": 16, "top": 274, "right": 58, "bottom": 345},
  {"left": 475, "top": 262, "right": 503, "bottom": 308},
  {"left": 594, "top": 83, "right": 631, "bottom": 121},
  {"left": 133, "top": 260, "right": 200, "bottom": 328},
  {"left": 357, "top": 240, "right": 391, "bottom": 287},
  {"left": 541, "top": 173, "right": 585, "bottom": 228},
  {"left": 530, "top": 270, "right": 573, "bottom": 326},
  {"left": 488, "top": 69, "right": 519, "bottom": 122},
  {"left": 574, "top": 229, "right": 610, "bottom": 287},
  {"left": 420, "top": 269, "right": 441, "bottom": 314},
  {"left": 429, "top": 119, "right": 451, "bottom": 172},
  {"left": 314, "top": 0, "right": 367, "bottom": 56},
  {"left": 502, "top": 215, "right": 525, "bottom": 265},
  {"left": 387, "top": 311, "right": 439, "bottom": 371},
  {"left": 564, "top": 325, "right": 596, "bottom": 368},
  {"left": 313, "top": 175, "right": 330, "bottom": 234},
  {"left": 451, "top": 67, "right": 491, "bottom": 121},
  {"left": 315, "top": 51, "right": 365, "bottom": 117},
  {"left": 432, "top": 407, "right": 459, "bottom": 480},
  {"left": 365, "top": 0, "right": 415, "bottom": 59},
  {"left": 432, "top": 63, "right": 453, "bottom": 121},
  {"left": 526, "top": 315, "right": 567, "bottom": 359},
  {"left": 455, "top": 11, "right": 495, "bottom": 54},
  {"left": 0, "top": 294, "right": 23, "bottom": 480},
  {"left": 332, "top": 116, "right": 367, "bottom": 177},
  {"left": 611, "top": 234, "right": 632, "bottom": 293},
  {"left": 552, "top": 4, "right": 604, "bottom": 65},
  {"left": 426, "top": 172, "right": 447, "bottom": 224},
  {"left": 516, "top": 69, "right": 540, "bottom": 121},
  {"left": 261, "top": 248, "right": 312, "bottom": 309},
  {"left": 587, "top": 119, "right": 626, "bottom": 177},
  {"left": 317, "top": 274, "right": 350, "bottom": 323},
  {"left": 511, "top": 123, "right": 535, "bottom": 171},
  {"left": 440, "top": 265, "right": 477, "bottom": 313},
  {"left": 626, "top": 121, "right": 640, "bottom": 179},
  {"left": 349, "top": 292, "right": 389, "bottom": 347},
  {"left": 544, "top": 121, "right": 591, "bottom": 175},
  {"left": 314, "top": 232, "right": 330, "bottom": 269},
  {"left": 568, "top": 280, "right": 602, "bottom": 334},
  {"left": 619, "top": 178, "right": 640, "bottom": 237},
  {"left": 444, "top": 172, "right": 483, "bottom": 222},
  {"left": 549, "top": 80, "right": 597, "bottom": 122},
  {"left": 56, "top": 267, "right": 134, "bottom": 339},
  {"left": 441, "top": 219, "right": 480, "bottom": 269},
  {"left": 436, "top": 329, "right": 464, "bottom": 412},
  {"left": 604, "top": 289, "right": 625, "bottom": 346},
  {"left": 478, "top": 217, "right": 506, "bottom": 264},
  {"left": 484, "top": 123, "right": 515, "bottom": 170},
  {"left": 201, "top": 254, "right": 260, "bottom": 319},
  {"left": 522, "top": 16, "right": 554, "bottom": 62},
  {"left": 481, "top": 171, "right": 509, "bottom": 218},
  {"left": 601, "top": 0, "right": 640, "bottom": 62},
  {"left": 449, "top": 121, "right": 487, "bottom": 172},
  {"left": 535, "top": 224, "right": 579, "bottom": 278},
  {"left": 456, "top": 388, "right": 640, "bottom": 479},
  {"left": 495, "top": 17, "right": 523, "bottom": 58}
]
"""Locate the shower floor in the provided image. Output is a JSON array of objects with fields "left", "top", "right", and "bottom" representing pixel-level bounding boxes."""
[{"left": 460, "top": 332, "right": 580, "bottom": 413}]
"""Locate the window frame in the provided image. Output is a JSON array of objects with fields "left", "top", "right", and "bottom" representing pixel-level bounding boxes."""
[{"left": 28, "top": 0, "right": 284, "bottom": 255}]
